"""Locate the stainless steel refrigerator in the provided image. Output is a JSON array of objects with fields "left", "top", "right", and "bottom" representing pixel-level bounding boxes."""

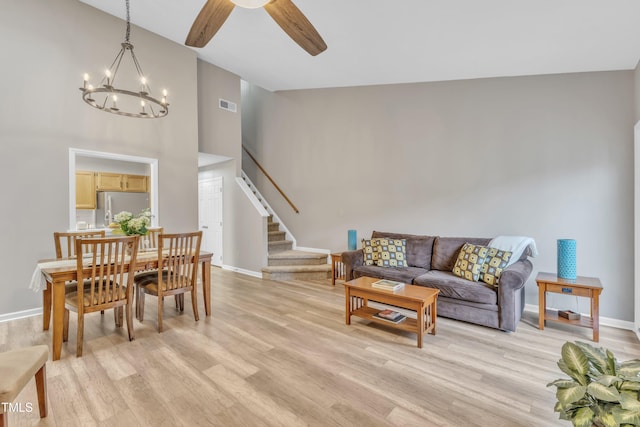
[{"left": 95, "top": 191, "right": 150, "bottom": 228}]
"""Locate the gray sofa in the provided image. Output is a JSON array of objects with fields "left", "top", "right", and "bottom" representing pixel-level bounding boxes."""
[{"left": 341, "top": 231, "right": 534, "bottom": 332}]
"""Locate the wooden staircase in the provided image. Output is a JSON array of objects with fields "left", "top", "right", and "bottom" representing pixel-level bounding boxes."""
[{"left": 261, "top": 216, "right": 331, "bottom": 281}]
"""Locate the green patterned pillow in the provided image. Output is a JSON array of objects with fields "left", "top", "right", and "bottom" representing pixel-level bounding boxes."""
[
  {"left": 375, "top": 238, "right": 407, "bottom": 267},
  {"left": 362, "top": 239, "right": 379, "bottom": 266},
  {"left": 480, "top": 248, "right": 513, "bottom": 287},
  {"left": 452, "top": 243, "right": 489, "bottom": 281}
]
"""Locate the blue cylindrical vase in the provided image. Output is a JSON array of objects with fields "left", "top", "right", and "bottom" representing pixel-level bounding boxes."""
[
  {"left": 557, "top": 239, "right": 577, "bottom": 280},
  {"left": 348, "top": 230, "right": 357, "bottom": 251}
]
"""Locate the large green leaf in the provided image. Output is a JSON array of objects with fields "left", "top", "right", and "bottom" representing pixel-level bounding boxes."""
[
  {"left": 621, "top": 381, "right": 640, "bottom": 391},
  {"left": 588, "top": 382, "right": 621, "bottom": 402},
  {"left": 606, "top": 349, "right": 618, "bottom": 376},
  {"left": 596, "top": 412, "right": 618, "bottom": 427},
  {"left": 595, "top": 375, "right": 622, "bottom": 387},
  {"left": 619, "top": 391, "right": 640, "bottom": 412},
  {"left": 572, "top": 406, "right": 595, "bottom": 427},
  {"left": 576, "top": 341, "right": 610, "bottom": 375},
  {"left": 619, "top": 360, "right": 640, "bottom": 378},
  {"left": 559, "top": 359, "right": 588, "bottom": 386},
  {"left": 557, "top": 385, "right": 587, "bottom": 406},
  {"left": 548, "top": 379, "right": 580, "bottom": 388},
  {"left": 611, "top": 405, "right": 640, "bottom": 426},
  {"left": 563, "top": 342, "right": 590, "bottom": 375}
]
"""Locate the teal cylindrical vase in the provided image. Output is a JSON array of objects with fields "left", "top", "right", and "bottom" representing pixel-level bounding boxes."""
[
  {"left": 348, "top": 230, "right": 357, "bottom": 251},
  {"left": 557, "top": 239, "right": 577, "bottom": 280}
]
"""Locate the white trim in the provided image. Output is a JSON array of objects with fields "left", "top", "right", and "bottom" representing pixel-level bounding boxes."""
[
  {"left": 221, "top": 264, "right": 263, "bottom": 278},
  {"left": 524, "top": 304, "right": 634, "bottom": 331},
  {"left": 635, "top": 121, "right": 640, "bottom": 339},
  {"left": 236, "top": 177, "right": 269, "bottom": 217},
  {"left": 69, "top": 148, "right": 159, "bottom": 230},
  {"left": 0, "top": 308, "right": 42, "bottom": 323},
  {"left": 240, "top": 172, "right": 297, "bottom": 247}
]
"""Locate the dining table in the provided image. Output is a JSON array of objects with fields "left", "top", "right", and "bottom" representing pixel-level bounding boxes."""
[{"left": 31, "top": 249, "right": 212, "bottom": 361}]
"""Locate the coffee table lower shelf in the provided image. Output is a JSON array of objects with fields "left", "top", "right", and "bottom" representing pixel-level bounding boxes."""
[{"left": 351, "top": 306, "right": 422, "bottom": 333}]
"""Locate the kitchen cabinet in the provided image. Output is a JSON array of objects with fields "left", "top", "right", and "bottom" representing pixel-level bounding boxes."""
[
  {"left": 76, "top": 171, "right": 96, "bottom": 209},
  {"left": 96, "top": 172, "right": 123, "bottom": 191},
  {"left": 95, "top": 173, "right": 148, "bottom": 192},
  {"left": 123, "top": 174, "right": 148, "bottom": 192}
]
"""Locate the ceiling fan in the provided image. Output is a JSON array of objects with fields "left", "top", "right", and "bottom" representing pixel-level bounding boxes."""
[{"left": 185, "top": 0, "right": 327, "bottom": 56}]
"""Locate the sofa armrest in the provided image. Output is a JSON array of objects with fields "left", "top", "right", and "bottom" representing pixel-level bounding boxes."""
[
  {"left": 341, "top": 249, "right": 364, "bottom": 281},
  {"left": 499, "top": 260, "right": 533, "bottom": 292},
  {"left": 497, "top": 259, "right": 533, "bottom": 332}
]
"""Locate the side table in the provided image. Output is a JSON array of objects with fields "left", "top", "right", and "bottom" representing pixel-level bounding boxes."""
[
  {"left": 331, "top": 253, "right": 345, "bottom": 286},
  {"left": 535, "top": 272, "right": 603, "bottom": 342}
]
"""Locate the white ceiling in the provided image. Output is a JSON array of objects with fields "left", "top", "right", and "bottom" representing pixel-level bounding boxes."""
[{"left": 78, "top": 0, "right": 640, "bottom": 92}]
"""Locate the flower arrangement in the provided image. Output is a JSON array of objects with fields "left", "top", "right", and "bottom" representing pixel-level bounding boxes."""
[{"left": 112, "top": 209, "right": 152, "bottom": 236}]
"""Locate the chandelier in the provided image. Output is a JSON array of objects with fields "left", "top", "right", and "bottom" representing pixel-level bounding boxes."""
[{"left": 80, "top": 0, "right": 169, "bottom": 118}]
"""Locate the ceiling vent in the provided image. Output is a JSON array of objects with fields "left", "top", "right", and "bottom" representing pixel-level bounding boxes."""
[{"left": 218, "top": 99, "right": 237, "bottom": 113}]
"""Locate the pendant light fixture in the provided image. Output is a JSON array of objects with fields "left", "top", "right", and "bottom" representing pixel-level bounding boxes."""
[{"left": 80, "top": 0, "right": 169, "bottom": 118}]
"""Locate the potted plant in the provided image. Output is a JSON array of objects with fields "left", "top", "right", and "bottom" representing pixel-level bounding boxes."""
[{"left": 548, "top": 341, "right": 640, "bottom": 427}]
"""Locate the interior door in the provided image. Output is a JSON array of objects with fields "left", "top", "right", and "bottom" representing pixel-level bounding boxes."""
[{"left": 199, "top": 177, "right": 223, "bottom": 266}]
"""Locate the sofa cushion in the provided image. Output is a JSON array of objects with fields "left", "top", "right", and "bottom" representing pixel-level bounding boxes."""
[
  {"left": 371, "top": 231, "right": 436, "bottom": 269},
  {"left": 413, "top": 270, "right": 498, "bottom": 305},
  {"left": 480, "top": 248, "right": 513, "bottom": 287},
  {"left": 362, "top": 239, "right": 379, "bottom": 266},
  {"left": 375, "top": 238, "right": 407, "bottom": 267},
  {"left": 353, "top": 265, "right": 429, "bottom": 283},
  {"left": 431, "top": 237, "right": 491, "bottom": 272},
  {"left": 452, "top": 243, "right": 489, "bottom": 282}
]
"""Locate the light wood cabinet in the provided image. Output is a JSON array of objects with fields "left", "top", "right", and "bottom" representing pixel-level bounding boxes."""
[
  {"left": 76, "top": 171, "right": 96, "bottom": 209},
  {"left": 96, "top": 172, "right": 123, "bottom": 191},
  {"left": 123, "top": 174, "right": 148, "bottom": 192},
  {"left": 95, "top": 173, "right": 148, "bottom": 192}
]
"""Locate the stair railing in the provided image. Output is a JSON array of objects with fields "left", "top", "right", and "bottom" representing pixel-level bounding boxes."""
[{"left": 242, "top": 145, "right": 299, "bottom": 214}]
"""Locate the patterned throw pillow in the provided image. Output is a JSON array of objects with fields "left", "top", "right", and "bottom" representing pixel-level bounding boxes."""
[
  {"left": 375, "top": 238, "right": 407, "bottom": 267},
  {"left": 480, "top": 248, "right": 513, "bottom": 287},
  {"left": 452, "top": 243, "right": 489, "bottom": 281},
  {"left": 362, "top": 239, "right": 379, "bottom": 266}
]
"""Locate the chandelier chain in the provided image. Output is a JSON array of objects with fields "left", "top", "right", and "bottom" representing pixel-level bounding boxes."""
[{"left": 125, "top": 0, "right": 131, "bottom": 43}]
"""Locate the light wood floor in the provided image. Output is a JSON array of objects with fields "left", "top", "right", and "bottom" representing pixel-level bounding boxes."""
[{"left": 2, "top": 268, "right": 639, "bottom": 427}]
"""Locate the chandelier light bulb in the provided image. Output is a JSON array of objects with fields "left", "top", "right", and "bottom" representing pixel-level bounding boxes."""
[
  {"left": 162, "top": 89, "right": 167, "bottom": 96},
  {"left": 87, "top": 84, "right": 94, "bottom": 91},
  {"left": 105, "top": 69, "right": 112, "bottom": 78},
  {"left": 112, "top": 95, "right": 118, "bottom": 102},
  {"left": 83, "top": 73, "right": 90, "bottom": 89},
  {"left": 140, "top": 100, "right": 146, "bottom": 107}
]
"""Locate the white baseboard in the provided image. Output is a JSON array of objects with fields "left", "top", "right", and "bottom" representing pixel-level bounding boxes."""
[
  {"left": 524, "top": 304, "right": 634, "bottom": 331},
  {"left": 0, "top": 308, "right": 42, "bottom": 323},
  {"left": 221, "top": 264, "right": 263, "bottom": 279}
]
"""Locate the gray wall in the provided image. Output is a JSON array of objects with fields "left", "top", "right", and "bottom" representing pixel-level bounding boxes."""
[
  {"left": 242, "top": 71, "right": 635, "bottom": 322},
  {"left": 0, "top": 0, "right": 199, "bottom": 315},
  {"left": 198, "top": 60, "right": 242, "bottom": 175}
]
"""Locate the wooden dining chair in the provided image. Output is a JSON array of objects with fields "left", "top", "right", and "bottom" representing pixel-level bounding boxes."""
[
  {"left": 53, "top": 230, "right": 105, "bottom": 259},
  {"left": 63, "top": 236, "right": 139, "bottom": 357},
  {"left": 138, "top": 227, "right": 163, "bottom": 251},
  {"left": 0, "top": 345, "right": 48, "bottom": 426},
  {"left": 43, "top": 231, "right": 107, "bottom": 330},
  {"left": 134, "top": 231, "right": 202, "bottom": 332}
]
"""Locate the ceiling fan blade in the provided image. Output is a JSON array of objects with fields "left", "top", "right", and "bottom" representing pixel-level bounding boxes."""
[
  {"left": 264, "top": 0, "right": 327, "bottom": 56},
  {"left": 185, "top": 0, "right": 235, "bottom": 48}
]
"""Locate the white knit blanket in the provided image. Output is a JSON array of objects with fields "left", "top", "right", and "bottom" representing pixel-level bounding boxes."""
[{"left": 489, "top": 236, "right": 538, "bottom": 266}]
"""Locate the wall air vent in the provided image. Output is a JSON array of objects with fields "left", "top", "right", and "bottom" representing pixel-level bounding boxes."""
[{"left": 218, "top": 98, "right": 237, "bottom": 113}]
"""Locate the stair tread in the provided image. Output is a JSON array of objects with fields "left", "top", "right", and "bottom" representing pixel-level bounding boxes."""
[
  {"left": 262, "top": 265, "right": 332, "bottom": 273},
  {"left": 268, "top": 250, "right": 327, "bottom": 260}
]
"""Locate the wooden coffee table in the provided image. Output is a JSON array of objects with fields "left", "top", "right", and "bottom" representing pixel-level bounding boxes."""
[{"left": 343, "top": 276, "right": 439, "bottom": 348}]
